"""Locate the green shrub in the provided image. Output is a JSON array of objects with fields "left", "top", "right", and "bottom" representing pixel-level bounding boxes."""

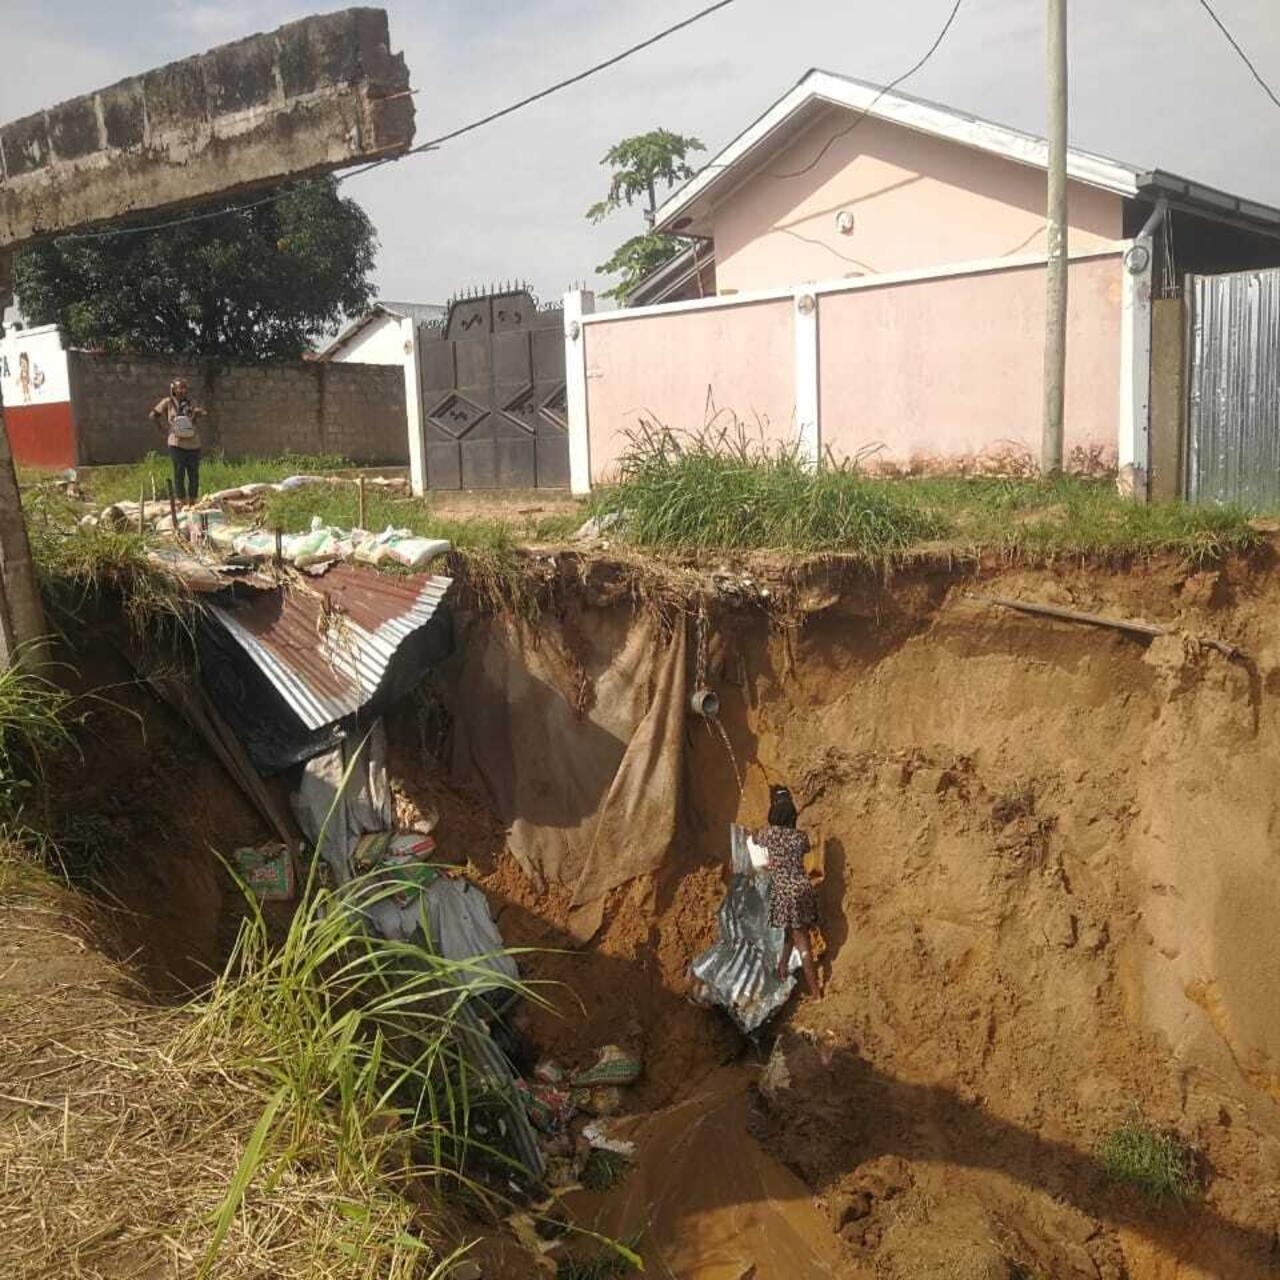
[{"left": 1098, "top": 1118, "right": 1198, "bottom": 1201}]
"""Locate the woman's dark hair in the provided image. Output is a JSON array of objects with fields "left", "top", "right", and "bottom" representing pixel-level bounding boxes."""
[{"left": 767, "top": 784, "right": 797, "bottom": 829}]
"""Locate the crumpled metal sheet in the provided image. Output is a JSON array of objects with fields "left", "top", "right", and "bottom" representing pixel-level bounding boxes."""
[
  {"left": 199, "top": 565, "right": 453, "bottom": 773},
  {"left": 690, "top": 824, "right": 795, "bottom": 1034},
  {"left": 207, "top": 566, "right": 453, "bottom": 731}
]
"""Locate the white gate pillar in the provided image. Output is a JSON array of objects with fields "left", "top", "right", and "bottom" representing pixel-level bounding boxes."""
[
  {"left": 402, "top": 316, "right": 428, "bottom": 497},
  {"left": 565, "top": 289, "right": 595, "bottom": 496},
  {"left": 794, "top": 289, "right": 821, "bottom": 467}
]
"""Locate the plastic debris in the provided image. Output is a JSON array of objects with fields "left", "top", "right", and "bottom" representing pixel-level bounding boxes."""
[
  {"left": 572, "top": 1044, "right": 642, "bottom": 1088},
  {"left": 581, "top": 1120, "right": 637, "bottom": 1158},
  {"left": 515, "top": 1079, "right": 577, "bottom": 1135},
  {"left": 575, "top": 1086, "right": 624, "bottom": 1117},
  {"left": 534, "top": 1060, "right": 566, "bottom": 1085},
  {"left": 232, "top": 844, "right": 296, "bottom": 901}
]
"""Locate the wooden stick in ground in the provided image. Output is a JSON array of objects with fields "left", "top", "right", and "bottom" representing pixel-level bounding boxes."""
[
  {"left": 964, "top": 592, "right": 1242, "bottom": 660},
  {"left": 357, "top": 475, "right": 366, "bottom": 531},
  {"left": 138, "top": 482, "right": 145, "bottom": 536},
  {"left": 166, "top": 480, "right": 179, "bottom": 540}
]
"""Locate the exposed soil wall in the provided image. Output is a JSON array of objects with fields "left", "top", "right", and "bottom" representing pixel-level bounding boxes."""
[{"left": 430, "top": 550, "right": 1280, "bottom": 1278}]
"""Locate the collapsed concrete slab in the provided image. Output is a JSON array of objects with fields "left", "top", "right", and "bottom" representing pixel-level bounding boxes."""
[{"left": 0, "top": 8, "right": 415, "bottom": 249}]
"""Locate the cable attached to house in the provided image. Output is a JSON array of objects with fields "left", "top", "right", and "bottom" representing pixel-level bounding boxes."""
[
  {"left": 696, "top": 0, "right": 967, "bottom": 184},
  {"left": 1193, "top": 0, "right": 1280, "bottom": 111},
  {"left": 52, "top": 0, "right": 741, "bottom": 245}
]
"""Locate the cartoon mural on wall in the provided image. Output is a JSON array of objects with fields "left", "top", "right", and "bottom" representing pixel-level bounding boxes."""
[
  {"left": 1, "top": 351, "right": 48, "bottom": 403},
  {"left": 0, "top": 326, "right": 75, "bottom": 468}
]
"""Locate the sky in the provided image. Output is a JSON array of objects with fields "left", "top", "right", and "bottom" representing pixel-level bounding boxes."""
[{"left": 1, "top": 0, "right": 1278, "bottom": 310}]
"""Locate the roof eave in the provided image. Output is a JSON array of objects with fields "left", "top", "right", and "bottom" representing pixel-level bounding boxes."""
[
  {"left": 1137, "top": 169, "right": 1280, "bottom": 237},
  {"left": 655, "top": 68, "right": 1143, "bottom": 236}
]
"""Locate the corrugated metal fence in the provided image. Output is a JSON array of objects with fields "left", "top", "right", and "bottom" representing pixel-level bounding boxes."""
[{"left": 1186, "top": 268, "right": 1280, "bottom": 507}]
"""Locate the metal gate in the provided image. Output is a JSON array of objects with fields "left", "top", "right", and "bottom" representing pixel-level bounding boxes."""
[
  {"left": 1186, "top": 268, "right": 1280, "bottom": 507},
  {"left": 417, "top": 288, "right": 568, "bottom": 490}
]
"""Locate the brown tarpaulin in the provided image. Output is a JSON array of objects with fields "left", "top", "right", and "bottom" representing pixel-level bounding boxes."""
[{"left": 450, "top": 610, "right": 688, "bottom": 941}]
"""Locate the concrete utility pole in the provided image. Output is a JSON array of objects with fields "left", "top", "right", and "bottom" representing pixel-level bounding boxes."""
[
  {"left": 0, "top": 8, "right": 415, "bottom": 669},
  {"left": 0, "top": 249, "right": 43, "bottom": 669},
  {"left": 1042, "top": 0, "right": 1069, "bottom": 476}
]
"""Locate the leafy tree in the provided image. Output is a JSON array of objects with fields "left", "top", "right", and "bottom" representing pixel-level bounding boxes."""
[
  {"left": 14, "top": 178, "right": 376, "bottom": 360},
  {"left": 588, "top": 128, "right": 704, "bottom": 302}
]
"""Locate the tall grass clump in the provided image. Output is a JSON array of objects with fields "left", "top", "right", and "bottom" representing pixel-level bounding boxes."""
[
  {"left": 0, "top": 659, "right": 79, "bottom": 835},
  {"left": 1098, "top": 1117, "right": 1199, "bottom": 1202},
  {"left": 182, "top": 859, "right": 541, "bottom": 1274},
  {"left": 595, "top": 423, "right": 948, "bottom": 555},
  {"left": 0, "top": 845, "right": 489, "bottom": 1279},
  {"left": 22, "top": 486, "right": 191, "bottom": 635},
  {"left": 84, "top": 450, "right": 353, "bottom": 507},
  {"left": 593, "top": 422, "right": 1258, "bottom": 563}
]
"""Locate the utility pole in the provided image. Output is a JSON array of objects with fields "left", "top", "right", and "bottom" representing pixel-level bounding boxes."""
[
  {"left": 1042, "top": 0, "right": 1068, "bottom": 476},
  {"left": 0, "top": 251, "right": 46, "bottom": 668}
]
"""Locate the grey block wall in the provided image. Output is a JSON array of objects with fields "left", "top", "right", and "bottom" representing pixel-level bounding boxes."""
[{"left": 67, "top": 352, "right": 407, "bottom": 465}]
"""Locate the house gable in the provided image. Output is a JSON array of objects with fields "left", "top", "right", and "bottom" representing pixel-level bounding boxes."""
[{"left": 710, "top": 105, "right": 1124, "bottom": 293}]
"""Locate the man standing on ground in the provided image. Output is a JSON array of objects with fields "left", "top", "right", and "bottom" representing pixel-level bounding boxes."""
[{"left": 150, "top": 378, "right": 207, "bottom": 504}]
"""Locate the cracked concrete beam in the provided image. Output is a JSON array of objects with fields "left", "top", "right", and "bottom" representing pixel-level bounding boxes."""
[{"left": 0, "top": 8, "right": 414, "bottom": 250}]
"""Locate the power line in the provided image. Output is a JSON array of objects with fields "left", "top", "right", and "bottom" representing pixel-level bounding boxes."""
[
  {"left": 407, "top": 0, "right": 739, "bottom": 154},
  {"left": 1194, "top": 0, "right": 1280, "bottom": 111},
  {"left": 761, "top": 0, "right": 966, "bottom": 180},
  {"left": 693, "top": 0, "right": 967, "bottom": 185},
  {"left": 52, "top": 0, "right": 740, "bottom": 245}
]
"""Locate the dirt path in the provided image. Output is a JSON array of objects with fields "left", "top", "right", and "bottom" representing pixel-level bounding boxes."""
[{"left": 569, "top": 1067, "right": 856, "bottom": 1279}]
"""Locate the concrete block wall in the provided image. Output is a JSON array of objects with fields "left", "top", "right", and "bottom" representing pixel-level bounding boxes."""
[{"left": 67, "top": 352, "right": 406, "bottom": 465}]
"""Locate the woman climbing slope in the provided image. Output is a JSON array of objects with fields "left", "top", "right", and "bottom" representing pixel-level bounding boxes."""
[{"left": 748, "top": 784, "right": 822, "bottom": 1000}]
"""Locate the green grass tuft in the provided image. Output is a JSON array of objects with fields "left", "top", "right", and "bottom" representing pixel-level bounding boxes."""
[
  {"left": 1098, "top": 1118, "right": 1199, "bottom": 1202},
  {"left": 592, "top": 426, "right": 1258, "bottom": 563},
  {"left": 21, "top": 486, "right": 191, "bottom": 636},
  {"left": 0, "top": 659, "right": 80, "bottom": 835},
  {"left": 79, "top": 451, "right": 353, "bottom": 507},
  {"left": 580, "top": 1147, "right": 632, "bottom": 1193},
  {"left": 593, "top": 426, "right": 945, "bottom": 556},
  {"left": 260, "top": 485, "right": 581, "bottom": 549}
]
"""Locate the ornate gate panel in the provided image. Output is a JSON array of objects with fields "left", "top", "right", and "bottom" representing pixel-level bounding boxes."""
[{"left": 417, "top": 288, "right": 568, "bottom": 490}]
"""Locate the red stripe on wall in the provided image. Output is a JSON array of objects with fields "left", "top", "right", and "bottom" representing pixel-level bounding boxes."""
[{"left": 5, "top": 402, "right": 77, "bottom": 469}]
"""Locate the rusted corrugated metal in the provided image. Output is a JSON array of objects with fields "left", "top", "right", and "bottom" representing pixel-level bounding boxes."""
[
  {"left": 207, "top": 565, "right": 453, "bottom": 730},
  {"left": 1187, "top": 268, "right": 1280, "bottom": 508}
]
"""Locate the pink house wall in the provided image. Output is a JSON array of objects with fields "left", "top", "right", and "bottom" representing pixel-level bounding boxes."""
[
  {"left": 584, "top": 299, "right": 794, "bottom": 483},
  {"left": 817, "top": 254, "right": 1122, "bottom": 469},
  {"left": 713, "top": 110, "right": 1124, "bottom": 293}
]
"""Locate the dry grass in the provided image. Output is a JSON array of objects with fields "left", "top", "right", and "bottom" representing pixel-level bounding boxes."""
[{"left": 0, "top": 853, "right": 463, "bottom": 1279}]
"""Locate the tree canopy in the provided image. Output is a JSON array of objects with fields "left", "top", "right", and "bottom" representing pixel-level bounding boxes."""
[
  {"left": 588, "top": 128, "right": 703, "bottom": 302},
  {"left": 14, "top": 178, "right": 377, "bottom": 361}
]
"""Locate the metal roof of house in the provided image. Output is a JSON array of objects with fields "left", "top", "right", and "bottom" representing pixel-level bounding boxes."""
[
  {"left": 206, "top": 565, "right": 452, "bottom": 730},
  {"left": 655, "top": 69, "right": 1280, "bottom": 241},
  {"left": 316, "top": 300, "right": 446, "bottom": 360},
  {"left": 627, "top": 243, "right": 716, "bottom": 307}
]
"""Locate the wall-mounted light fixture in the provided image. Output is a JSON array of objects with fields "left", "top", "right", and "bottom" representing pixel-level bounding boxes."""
[{"left": 835, "top": 210, "right": 856, "bottom": 236}]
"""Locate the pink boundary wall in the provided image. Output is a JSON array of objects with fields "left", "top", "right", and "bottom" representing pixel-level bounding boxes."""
[
  {"left": 580, "top": 252, "right": 1124, "bottom": 485},
  {"left": 819, "top": 254, "right": 1122, "bottom": 472},
  {"left": 584, "top": 299, "right": 795, "bottom": 481}
]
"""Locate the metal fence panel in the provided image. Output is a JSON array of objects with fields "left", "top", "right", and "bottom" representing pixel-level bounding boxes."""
[{"left": 1187, "top": 269, "right": 1280, "bottom": 507}]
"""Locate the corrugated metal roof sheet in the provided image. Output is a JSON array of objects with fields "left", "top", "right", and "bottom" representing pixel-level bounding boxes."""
[
  {"left": 206, "top": 565, "right": 453, "bottom": 731},
  {"left": 689, "top": 825, "right": 796, "bottom": 1034}
]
